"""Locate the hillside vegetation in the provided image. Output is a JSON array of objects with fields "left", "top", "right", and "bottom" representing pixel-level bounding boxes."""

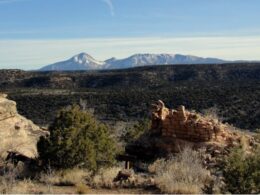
[{"left": 0, "top": 63, "right": 260, "bottom": 130}]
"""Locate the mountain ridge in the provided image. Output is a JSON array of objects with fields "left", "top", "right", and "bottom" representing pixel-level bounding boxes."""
[{"left": 39, "top": 53, "right": 228, "bottom": 71}]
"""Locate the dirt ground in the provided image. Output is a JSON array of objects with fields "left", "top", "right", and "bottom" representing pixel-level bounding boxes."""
[{"left": 26, "top": 183, "right": 159, "bottom": 194}]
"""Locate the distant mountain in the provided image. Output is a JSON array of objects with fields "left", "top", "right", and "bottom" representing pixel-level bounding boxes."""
[
  {"left": 39, "top": 53, "right": 228, "bottom": 71},
  {"left": 105, "top": 53, "right": 227, "bottom": 69},
  {"left": 40, "top": 53, "right": 105, "bottom": 71}
]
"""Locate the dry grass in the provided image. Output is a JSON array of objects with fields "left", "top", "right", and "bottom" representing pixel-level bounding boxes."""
[
  {"left": 202, "top": 106, "right": 224, "bottom": 124},
  {"left": 0, "top": 162, "right": 19, "bottom": 194},
  {"left": 150, "top": 147, "right": 211, "bottom": 194},
  {"left": 92, "top": 166, "right": 121, "bottom": 188},
  {"left": 148, "top": 158, "right": 167, "bottom": 174},
  {"left": 39, "top": 168, "right": 91, "bottom": 186},
  {"left": 0, "top": 166, "right": 35, "bottom": 194},
  {"left": 8, "top": 179, "right": 36, "bottom": 194},
  {"left": 76, "top": 183, "right": 90, "bottom": 194},
  {"left": 240, "top": 134, "right": 250, "bottom": 151}
]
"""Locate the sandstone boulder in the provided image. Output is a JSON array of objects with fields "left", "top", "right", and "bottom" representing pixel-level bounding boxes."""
[{"left": 0, "top": 93, "right": 48, "bottom": 160}]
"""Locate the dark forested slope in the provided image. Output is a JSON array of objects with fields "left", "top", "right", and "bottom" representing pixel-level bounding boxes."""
[{"left": 0, "top": 63, "right": 259, "bottom": 131}]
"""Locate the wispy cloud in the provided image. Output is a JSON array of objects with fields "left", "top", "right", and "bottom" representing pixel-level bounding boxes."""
[{"left": 102, "top": 0, "right": 115, "bottom": 16}]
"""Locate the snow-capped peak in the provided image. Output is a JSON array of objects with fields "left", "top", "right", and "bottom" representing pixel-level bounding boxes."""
[
  {"left": 40, "top": 53, "right": 228, "bottom": 71},
  {"left": 72, "top": 53, "right": 104, "bottom": 65}
]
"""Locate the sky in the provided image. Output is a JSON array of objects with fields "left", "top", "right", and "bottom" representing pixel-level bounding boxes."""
[{"left": 0, "top": 0, "right": 260, "bottom": 69}]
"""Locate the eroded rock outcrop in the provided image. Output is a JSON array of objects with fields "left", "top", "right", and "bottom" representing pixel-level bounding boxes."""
[
  {"left": 0, "top": 93, "right": 48, "bottom": 159},
  {"left": 126, "top": 100, "right": 250, "bottom": 161},
  {"left": 151, "top": 100, "right": 229, "bottom": 142}
]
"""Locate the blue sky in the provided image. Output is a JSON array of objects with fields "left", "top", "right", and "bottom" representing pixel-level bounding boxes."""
[{"left": 0, "top": 0, "right": 260, "bottom": 69}]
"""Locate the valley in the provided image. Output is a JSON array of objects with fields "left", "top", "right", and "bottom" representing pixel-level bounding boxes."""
[{"left": 1, "top": 63, "right": 260, "bottom": 131}]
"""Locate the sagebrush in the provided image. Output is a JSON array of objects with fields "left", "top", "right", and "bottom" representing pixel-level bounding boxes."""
[{"left": 150, "top": 147, "right": 210, "bottom": 194}]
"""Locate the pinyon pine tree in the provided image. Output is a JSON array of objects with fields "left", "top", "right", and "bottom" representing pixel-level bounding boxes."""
[{"left": 37, "top": 105, "right": 116, "bottom": 171}]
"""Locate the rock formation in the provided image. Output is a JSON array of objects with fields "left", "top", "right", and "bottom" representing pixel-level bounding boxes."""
[
  {"left": 151, "top": 100, "right": 228, "bottom": 142},
  {"left": 0, "top": 93, "right": 48, "bottom": 160},
  {"left": 126, "top": 100, "right": 250, "bottom": 161}
]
